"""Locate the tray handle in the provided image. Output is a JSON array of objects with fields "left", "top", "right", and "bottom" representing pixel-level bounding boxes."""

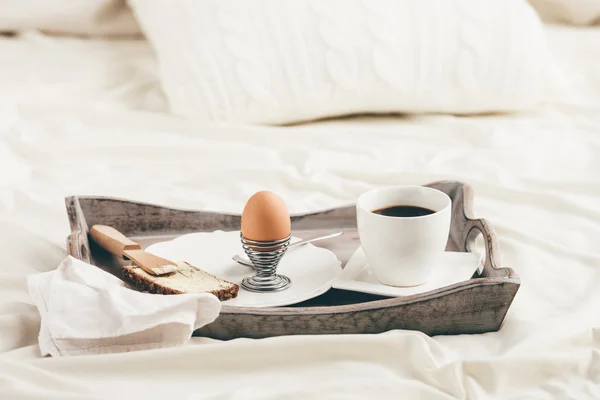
[
  {"left": 464, "top": 218, "right": 512, "bottom": 278},
  {"left": 67, "top": 230, "right": 91, "bottom": 264},
  {"left": 65, "top": 196, "right": 91, "bottom": 264}
]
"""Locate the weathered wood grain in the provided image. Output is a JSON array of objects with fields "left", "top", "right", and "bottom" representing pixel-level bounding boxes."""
[{"left": 65, "top": 181, "right": 520, "bottom": 338}]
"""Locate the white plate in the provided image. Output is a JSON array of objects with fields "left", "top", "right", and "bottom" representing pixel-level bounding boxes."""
[
  {"left": 332, "top": 247, "right": 483, "bottom": 297},
  {"left": 146, "top": 231, "right": 342, "bottom": 307}
]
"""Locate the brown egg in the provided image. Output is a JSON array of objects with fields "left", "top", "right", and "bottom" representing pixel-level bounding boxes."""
[{"left": 241, "top": 191, "right": 291, "bottom": 241}]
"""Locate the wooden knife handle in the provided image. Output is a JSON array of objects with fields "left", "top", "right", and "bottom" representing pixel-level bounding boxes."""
[{"left": 89, "top": 225, "right": 141, "bottom": 258}]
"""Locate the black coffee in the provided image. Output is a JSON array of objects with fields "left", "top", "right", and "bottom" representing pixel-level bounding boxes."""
[{"left": 372, "top": 205, "right": 435, "bottom": 217}]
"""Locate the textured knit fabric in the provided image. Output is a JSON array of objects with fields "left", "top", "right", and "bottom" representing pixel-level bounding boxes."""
[{"left": 131, "top": 0, "right": 555, "bottom": 124}]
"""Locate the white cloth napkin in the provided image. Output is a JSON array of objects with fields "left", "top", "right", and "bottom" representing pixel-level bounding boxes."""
[{"left": 27, "top": 256, "right": 221, "bottom": 357}]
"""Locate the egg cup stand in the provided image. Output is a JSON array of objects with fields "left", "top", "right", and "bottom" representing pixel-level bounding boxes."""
[
  {"left": 65, "top": 181, "right": 520, "bottom": 339},
  {"left": 240, "top": 234, "right": 291, "bottom": 292}
]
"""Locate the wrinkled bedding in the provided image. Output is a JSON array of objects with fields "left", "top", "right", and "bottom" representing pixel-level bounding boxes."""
[{"left": 1, "top": 26, "right": 600, "bottom": 399}]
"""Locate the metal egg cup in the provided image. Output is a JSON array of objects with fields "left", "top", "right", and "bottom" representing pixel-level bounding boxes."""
[{"left": 240, "top": 233, "right": 291, "bottom": 293}]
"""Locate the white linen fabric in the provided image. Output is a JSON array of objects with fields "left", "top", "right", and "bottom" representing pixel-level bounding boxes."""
[
  {"left": 0, "top": 0, "right": 141, "bottom": 36},
  {"left": 530, "top": 0, "right": 600, "bottom": 25},
  {"left": 130, "top": 0, "right": 556, "bottom": 124},
  {"left": 0, "top": 26, "right": 599, "bottom": 398},
  {"left": 27, "top": 256, "right": 221, "bottom": 357}
]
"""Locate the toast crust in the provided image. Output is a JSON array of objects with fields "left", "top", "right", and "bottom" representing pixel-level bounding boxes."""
[{"left": 122, "top": 265, "right": 239, "bottom": 301}]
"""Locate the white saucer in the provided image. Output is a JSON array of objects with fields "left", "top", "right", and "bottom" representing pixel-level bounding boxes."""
[
  {"left": 332, "top": 247, "right": 483, "bottom": 297},
  {"left": 146, "top": 231, "right": 342, "bottom": 307}
]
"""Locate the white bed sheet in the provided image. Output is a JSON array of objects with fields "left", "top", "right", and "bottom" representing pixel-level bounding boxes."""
[{"left": 0, "top": 27, "right": 600, "bottom": 399}]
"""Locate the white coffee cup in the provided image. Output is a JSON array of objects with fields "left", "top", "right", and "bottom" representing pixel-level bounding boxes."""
[{"left": 356, "top": 186, "right": 451, "bottom": 287}]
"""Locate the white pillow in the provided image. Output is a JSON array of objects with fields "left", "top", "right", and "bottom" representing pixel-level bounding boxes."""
[
  {"left": 0, "top": 0, "right": 140, "bottom": 36},
  {"left": 131, "top": 0, "right": 554, "bottom": 125}
]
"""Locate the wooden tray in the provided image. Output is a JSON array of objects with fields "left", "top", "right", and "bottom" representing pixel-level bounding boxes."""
[{"left": 65, "top": 181, "right": 519, "bottom": 339}]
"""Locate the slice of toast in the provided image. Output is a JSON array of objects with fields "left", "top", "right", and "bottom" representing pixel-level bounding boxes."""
[{"left": 122, "top": 261, "right": 239, "bottom": 301}]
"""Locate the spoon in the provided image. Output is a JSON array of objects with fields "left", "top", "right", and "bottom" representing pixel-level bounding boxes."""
[{"left": 233, "top": 230, "right": 344, "bottom": 268}]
